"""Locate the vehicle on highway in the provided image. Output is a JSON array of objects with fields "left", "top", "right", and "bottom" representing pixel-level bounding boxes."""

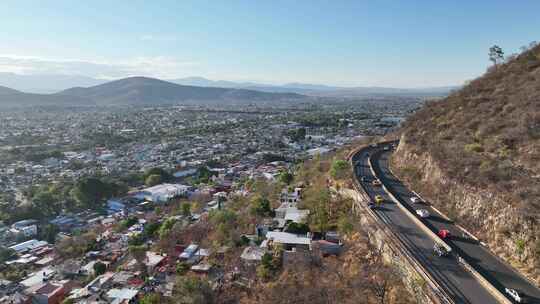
[
  {"left": 360, "top": 176, "right": 367, "bottom": 182},
  {"left": 367, "top": 201, "right": 376, "bottom": 209},
  {"left": 438, "top": 229, "right": 451, "bottom": 239},
  {"left": 433, "top": 243, "right": 450, "bottom": 257},
  {"left": 383, "top": 146, "right": 390, "bottom": 151},
  {"left": 410, "top": 196, "right": 422, "bottom": 204},
  {"left": 505, "top": 288, "right": 528, "bottom": 303},
  {"left": 375, "top": 195, "right": 384, "bottom": 204},
  {"left": 416, "top": 209, "right": 430, "bottom": 218},
  {"left": 370, "top": 143, "right": 377, "bottom": 147},
  {"left": 372, "top": 179, "right": 382, "bottom": 186}
]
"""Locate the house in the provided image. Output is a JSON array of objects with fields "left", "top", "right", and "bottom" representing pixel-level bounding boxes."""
[
  {"left": 25, "top": 282, "right": 66, "bottom": 304},
  {"left": 274, "top": 203, "right": 309, "bottom": 228},
  {"left": 0, "top": 292, "right": 30, "bottom": 304},
  {"left": 263, "top": 231, "right": 311, "bottom": 251},
  {"left": 279, "top": 188, "right": 302, "bottom": 204},
  {"left": 134, "top": 183, "right": 190, "bottom": 203},
  {"left": 312, "top": 240, "right": 342, "bottom": 256},
  {"left": 10, "top": 219, "right": 38, "bottom": 237},
  {"left": 179, "top": 244, "right": 198, "bottom": 260},
  {"left": 107, "top": 199, "right": 126, "bottom": 214},
  {"left": 240, "top": 246, "right": 266, "bottom": 264},
  {"left": 9, "top": 239, "right": 48, "bottom": 253},
  {"left": 106, "top": 288, "right": 139, "bottom": 303},
  {"left": 10, "top": 225, "right": 37, "bottom": 237},
  {"left": 20, "top": 267, "right": 56, "bottom": 288},
  {"left": 144, "top": 252, "right": 166, "bottom": 273}
]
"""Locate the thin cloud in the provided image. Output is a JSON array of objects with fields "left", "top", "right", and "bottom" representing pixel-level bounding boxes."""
[
  {"left": 139, "top": 35, "right": 178, "bottom": 42},
  {"left": 0, "top": 54, "right": 199, "bottom": 79}
]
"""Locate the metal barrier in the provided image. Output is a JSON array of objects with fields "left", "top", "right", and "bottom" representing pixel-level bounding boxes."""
[
  {"left": 367, "top": 145, "right": 512, "bottom": 304},
  {"left": 348, "top": 145, "right": 455, "bottom": 304}
]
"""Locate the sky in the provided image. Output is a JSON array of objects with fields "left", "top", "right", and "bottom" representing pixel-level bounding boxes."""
[{"left": 0, "top": 0, "right": 539, "bottom": 88}]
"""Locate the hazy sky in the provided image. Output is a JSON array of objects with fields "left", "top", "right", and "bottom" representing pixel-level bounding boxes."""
[{"left": 0, "top": 0, "right": 539, "bottom": 87}]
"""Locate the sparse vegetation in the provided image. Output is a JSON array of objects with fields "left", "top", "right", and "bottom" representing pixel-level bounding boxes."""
[{"left": 396, "top": 42, "right": 540, "bottom": 283}]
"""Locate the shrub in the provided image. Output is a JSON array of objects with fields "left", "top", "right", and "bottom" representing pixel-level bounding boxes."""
[
  {"left": 464, "top": 143, "right": 484, "bottom": 153},
  {"left": 330, "top": 160, "right": 350, "bottom": 180}
]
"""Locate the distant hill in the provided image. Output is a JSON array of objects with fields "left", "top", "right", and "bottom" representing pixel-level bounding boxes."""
[
  {"left": 173, "top": 77, "right": 457, "bottom": 97},
  {"left": 0, "top": 72, "right": 105, "bottom": 93},
  {"left": 0, "top": 76, "right": 306, "bottom": 108},
  {"left": 0, "top": 73, "right": 457, "bottom": 97},
  {"left": 0, "top": 85, "right": 91, "bottom": 107},
  {"left": 58, "top": 77, "right": 305, "bottom": 105}
]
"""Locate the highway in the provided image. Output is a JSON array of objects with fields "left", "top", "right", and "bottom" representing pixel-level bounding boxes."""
[
  {"left": 369, "top": 142, "right": 540, "bottom": 304},
  {"left": 352, "top": 144, "right": 499, "bottom": 304}
]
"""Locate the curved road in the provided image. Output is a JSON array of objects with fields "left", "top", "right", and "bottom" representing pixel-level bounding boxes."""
[
  {"left": 370, "top": 142, "right": 540, "bottom": 304},
  {"left": 353, "top": 144, "right": 498, "bottom": 303}
]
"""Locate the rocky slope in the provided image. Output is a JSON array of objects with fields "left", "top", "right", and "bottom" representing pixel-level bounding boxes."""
[{"left": 390, "top": 43, "right": 540, "bottom": 284}]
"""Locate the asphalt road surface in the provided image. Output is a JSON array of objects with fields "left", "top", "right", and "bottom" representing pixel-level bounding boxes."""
[
  {"left": 369, "top": 142, "right": 540, "bottom": 304},
  {"left": 353, "top": 144, "right": 499, "bottom": 304}
]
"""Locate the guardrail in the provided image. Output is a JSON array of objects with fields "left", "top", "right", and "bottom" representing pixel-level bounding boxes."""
[
  {"left": 348, "top": 145, "right": 455, "bottom": 304},
  {"left": 367, "top": 154, "right": 453, "bottom": 254},
  {"left": 369, "top": 147, "right": 512, "bottom": 304},
  {"left": 457, "top": 256, "right": 512, "bottom": 304}
]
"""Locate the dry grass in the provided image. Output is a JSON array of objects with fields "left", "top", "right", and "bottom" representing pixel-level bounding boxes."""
[{"left": 402, "top": 44, "right": 540, "bottom": 216}]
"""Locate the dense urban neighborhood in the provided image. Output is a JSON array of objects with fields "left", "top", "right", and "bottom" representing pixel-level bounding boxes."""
[{"left": 0, "top": 99, "right": 418, "bottom": 304}]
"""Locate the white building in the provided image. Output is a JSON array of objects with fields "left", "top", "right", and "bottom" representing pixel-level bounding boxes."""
[
  {"left": 134, "top": 183, "right": 190, "bottom": 203},
  {"left": 9, "top": 239, "right": 48, "bottom": 253}
]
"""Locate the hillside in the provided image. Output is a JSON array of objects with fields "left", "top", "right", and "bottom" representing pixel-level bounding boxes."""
[
  {"left": 0, "top": 85, "right": 91, "bottom": 107},
  {"left": 391, "top": 43, "right": 540, "bottom": 283},
  {"left": 57, "top": 76, "right": 306, "bottom": 105},
  {"left": 0, "top": 77, "right": 306, "bottom": 108}
]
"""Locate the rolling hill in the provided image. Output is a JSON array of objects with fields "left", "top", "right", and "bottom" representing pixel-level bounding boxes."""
[
  {"left": 0, "top": 85, "right": 91, "bottom": 107},
  {"left": 0, "top": 77, "right": 306, "bottom": 108}
]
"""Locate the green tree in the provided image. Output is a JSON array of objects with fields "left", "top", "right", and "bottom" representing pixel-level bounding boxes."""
[
  {"left": 40, "top": 224, "right": 59, "bottom": 244},
  {"left": 144, "top": 168, "right": 173, "bottom": 183},
  {"left": 278, "top": 170, "right": 294, "bottom": 185},
  {"left": 0, "top": 247, "right": 15, "bottom": 263},
  {"left": 285, "top": 222, "right": 310, "bottom": 234},
  {"left": 93, "top": 261, "right": 107, "bottom": 276},
  {"left": 145, "top": 174, "right": 163, "bottom": 187},
  {"left": 330, "top": 160, "right": 350, "bottom": 180},
  {"left": 489, "top": 45, "right": 504, "bottom": 66},
  {"left": 174, "top": 277, "right": 215, "bottom": 304},
  {"left": 337, "top": 215, "right": 354, "bottom": 235},
  {"left": 309, "top": 189, "right": 331, "bottom": 233},
  {"left": 159, "top": 217, "right": 177, "bottom": 239},
  {"left": 176, "top": 261, "right": 190, "bottom": 275},
  {"left": 32, "top": 189, "right": 59, "bottom": 217},
  {"left": 140, "top": 293, "right": 163, "bottom": 304},
  {"left": 250, "top": 196, "right": 273, "bottom": 217},
  {"left": 72, "top": 178, "right": 111, "bottom": 209},
  {"left": 181, "top": 202, "right": 191, "bottom": 217}
]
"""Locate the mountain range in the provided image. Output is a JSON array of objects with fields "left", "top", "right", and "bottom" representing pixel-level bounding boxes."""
[
  {"left": 0, "top": 77, "right": 306, "bottom": 108},
  {"left": 0, "top": 73, "right": 457, "bottom": 97}
]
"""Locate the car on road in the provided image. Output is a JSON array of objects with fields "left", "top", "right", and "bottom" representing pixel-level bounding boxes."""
[
  {"left": 383, "top": 146, "right": 390, "bottom": 151},
  {"left": 416, "top": 209, "right": 430, "bottom": 218},
  {"left": 410, "top": 196, "right": 422, "bottom": 204},
  {"left": 433, "top": 243, "right": 450, "bottom": 257},
  {"left": 375, "top": 195, "right": 384, "bottom": 204},
  {"left": 437, "top": 229, "right": 451, "bottom": 239},
  {"left": 372, "top": 179, "right": 382, "bottom": 186},
  {"left": 505, "top": 288, "right": 528, "bottom": 303},
  {"left": 367, "top": 201, "right": 376, "bottom": 209},
  {"left": 360, "top": 176, "right": 367, "bottom": 182}
]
